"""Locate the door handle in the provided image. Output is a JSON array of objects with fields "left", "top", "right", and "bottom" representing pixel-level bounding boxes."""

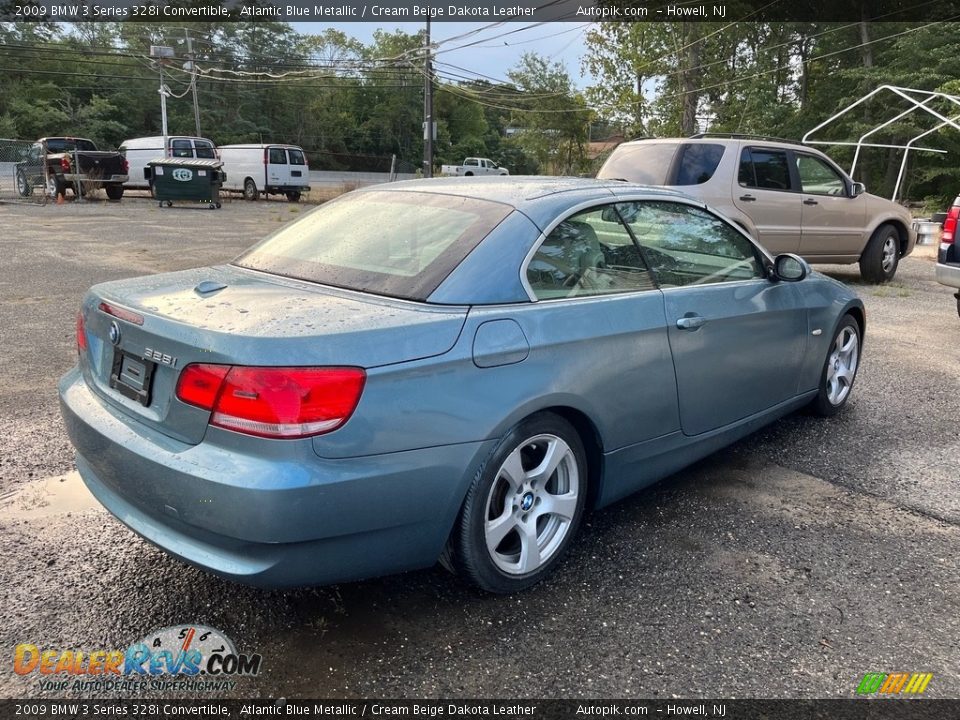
[
  {"left": 803, "top": 198, "right": 819, "bottom": 205},
  {"left": 739, "top": 194, "right": 756, "bottom": 202},
  {"left": 676, "top": 315, "right": 705, "bottom": 330}
]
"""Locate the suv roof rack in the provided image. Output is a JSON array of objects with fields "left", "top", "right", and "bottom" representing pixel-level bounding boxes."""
[{"left": 689, "top": 132, "right": 803, "bottom": 146}]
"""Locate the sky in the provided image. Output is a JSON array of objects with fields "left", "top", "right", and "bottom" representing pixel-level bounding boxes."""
[{"left": 291, "top": 21, "right": 596, "bottom": 88}]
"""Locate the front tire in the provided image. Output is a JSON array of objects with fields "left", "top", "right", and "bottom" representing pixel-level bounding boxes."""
[
  {"left": 243, "top": 178, "right": 259, "bottom": 201},
  {"left": 16, "top": 170, "right": 32, "bottom": 197},
  {"left": 859, "top": 223, "right": 900, "bottom": 283},
  {"left": 449, "top": 413, "right": 587, "bottom": 593},
  {"left": 811, "top": 315, "right": 861, "bottom": 417}
]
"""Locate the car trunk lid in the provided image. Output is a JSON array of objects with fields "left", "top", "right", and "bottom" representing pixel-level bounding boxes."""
[{"left": 79, "top": 265, "right": 467, "bottom": 445}]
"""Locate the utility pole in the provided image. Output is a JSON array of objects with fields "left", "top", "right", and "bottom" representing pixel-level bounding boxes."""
[
  {"left": 423, "top": 17, "right": 434, "bottom": 178},
  {"left": 184, "top": 29, "right": 202, "bottom": 137},
  {"left": 150, "top": 46, "right": 175, "bottom": 143}
]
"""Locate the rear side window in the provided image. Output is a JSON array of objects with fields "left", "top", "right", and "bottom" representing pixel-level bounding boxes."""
[
  {"left": 195, "top": 141, "right": 216, "bottom": 159},
  {"left": 674, "top": 143, "right": 725, "bottom": 185},
  {"left": 171, "top": 139, "right": 192, "bottom": 158},
  {"left": 287, "top": 149, "right": 306, "bottom": 165},
  {"left": 596, "top": 143, "right": 679, "bottom": 185},
  {"left": 269, "top": 147, "right": 286, "bottom": 164},
  {"left": 739, "top": 148, "right": 791, "bottom": 191}
]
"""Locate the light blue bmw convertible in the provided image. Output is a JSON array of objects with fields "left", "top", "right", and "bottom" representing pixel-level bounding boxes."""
[{"left": 59, "top": 177, "right": 864, "bottom": 593}]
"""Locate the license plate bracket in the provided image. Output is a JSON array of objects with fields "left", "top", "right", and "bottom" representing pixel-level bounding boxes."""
[{"left": 110, "top": 350, "right": 155, "bottom": 406}]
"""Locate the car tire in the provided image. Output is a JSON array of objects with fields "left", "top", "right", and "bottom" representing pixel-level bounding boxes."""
[
  {"left": 464, "top": 171, "right": 473, "bottom": 176},
  {"left": 859, "top": 223, "right": 900, "bottom": 283},
  {"left": 243, "top": 179, "right": 259, "bottom": 201},
  {"left": 449, "top": 412, "right": 588, "bottom": 593},
  {"left": 810, "top": 315, "right": 861, "bottom": 417},
  {"left": 105, "top": 185, "right": 124, "bottom": 200},
  {"left": 956, "top": 293, "right": 960, "bottom": 320},
  {"left": 47, "top": 176, "right": 65, "bottom": 199},
  {"left": 285, "top": 191, "right": 301, "bottom": 202},
  {"left": 16, "top": 170, "right": 32, "bottom": 197}
]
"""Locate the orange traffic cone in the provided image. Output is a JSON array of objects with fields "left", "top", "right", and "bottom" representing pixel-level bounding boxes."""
[{"left": 56, "top": 192, "right": 64, "bottom": 205}]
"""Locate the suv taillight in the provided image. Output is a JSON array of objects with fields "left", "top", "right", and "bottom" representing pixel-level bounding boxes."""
[
  {"left": 942, "top": 203, "right": 959, "bottom": 245},
  {"left": 176, "top": 365, "right": 366, "bottom": 439},
  {"left": 60, "top": 156, "right": 71, "bottom": 172},
  {"left": 76, "top": 311, "right": 87, "bottom": 355},
  {"left": 121, "top": 157, "right": 129, "bottom": 174}
]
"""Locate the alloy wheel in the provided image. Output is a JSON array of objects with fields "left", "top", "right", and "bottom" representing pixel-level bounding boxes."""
[
  {"left": 826, "top": 326, "right": 859, "bottom": 405},
  {"left": 483, "top": 433, "right": 579, "bottom": 575}
]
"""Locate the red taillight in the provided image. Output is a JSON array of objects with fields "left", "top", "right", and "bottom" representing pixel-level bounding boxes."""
[
  {"left": 76, "top": 311, "right": 87, "bottom": 355},
  {"left": 121, "top": 157, "right": 129, "bottom": 174},
  {"left": 942, "top": 205, "right": 959, "bottom": 244},
  {"left": 99, "top": 301, "right": 144, "bottom": 325},
  {"left": 60, "top": 156, "right": 71, "bottom": 172},
  {"left": 175, "top": 364, "right": 230, "bottom": 409},
  {"left": 176, "top": 365, "right": 366, "bottom": 439}
]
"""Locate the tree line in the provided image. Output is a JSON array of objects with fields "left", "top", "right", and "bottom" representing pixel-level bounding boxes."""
[{"left": 2, "top": 19, "right": 959, "bottom": 207}]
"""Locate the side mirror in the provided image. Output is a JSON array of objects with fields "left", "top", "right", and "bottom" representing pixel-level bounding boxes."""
[
  {"left": 850, "top": 181, "right": 866, "bottom": 198},
  {"left": 773, "top": 253, "right": 809, "bottom": 282}
]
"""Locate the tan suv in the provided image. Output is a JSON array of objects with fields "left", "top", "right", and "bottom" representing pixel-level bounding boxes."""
[{"left": 597, "top": 134, "right": 916, "bottom": 283}]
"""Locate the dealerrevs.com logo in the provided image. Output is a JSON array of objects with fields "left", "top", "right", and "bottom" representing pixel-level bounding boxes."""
[
  {"left": 856, "top": 672, "right": 933, "bottom": 695},
  {"left": 14, "top": 625, "right": 262, "bottom": 693}
]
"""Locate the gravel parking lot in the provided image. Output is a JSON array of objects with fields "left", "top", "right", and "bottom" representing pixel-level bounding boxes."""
[{"left": 1, "top": 196, "right": 958, "bottom": 700}]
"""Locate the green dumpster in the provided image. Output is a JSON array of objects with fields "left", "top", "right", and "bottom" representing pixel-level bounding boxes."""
[{"left": 147, "top": 158, "right": 225, "bottom": 209}]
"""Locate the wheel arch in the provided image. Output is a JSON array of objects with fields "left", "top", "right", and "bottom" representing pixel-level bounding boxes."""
[{"left": 867, "top": 217, "right": 910, "bottom": 257}]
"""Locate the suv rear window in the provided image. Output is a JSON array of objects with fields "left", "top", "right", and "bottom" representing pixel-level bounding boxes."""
[
  {"left": 234, "top": 191, "right": 512, "bottom": 301},
  {"left": 597, "top": 142, "right": 724, "bottom": 186},
  {"left": 597, "top": 143, "right": 679, "bottom": 185},
  {"left": 45, "top": 138, "right": 97, "bottom": 152},
  {"left": 674, "top": 144, "right": 725, "bottom": 185}
]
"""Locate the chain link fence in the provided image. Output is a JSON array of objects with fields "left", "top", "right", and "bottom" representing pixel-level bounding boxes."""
[{"left": 0, "top": 139, "right": 49, "bottom": 204}]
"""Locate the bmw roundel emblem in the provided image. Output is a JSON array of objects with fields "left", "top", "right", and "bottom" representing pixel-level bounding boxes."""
[
  {"left": 108, "top": 320, "right": 121, "bottom": 346},
  {"left": 520, "top": 492, "right": 535, "bottom": 512}
]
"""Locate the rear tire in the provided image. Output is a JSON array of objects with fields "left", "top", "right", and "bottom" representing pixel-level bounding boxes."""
[
  {"left": 448, "top": 413, "right": 587, "bottom": 594},
  {"left": 243, "top": 179, "right": 259, "bottom": 201},
  {"left": 859, "top": 223, "right": 900, "bottom": 283},
  {"left": 286, "top": 191, "right": 301, "bottom": 202},
  {"left": 811, "top": 315, "right": 861, "bottom": 417},
  {"left": 105, "top": 185, "right": 124, "bottom": 200}
]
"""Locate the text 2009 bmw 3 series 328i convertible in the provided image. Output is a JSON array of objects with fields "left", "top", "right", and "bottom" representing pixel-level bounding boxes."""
[{"left": 59, "top": 177, "right": 864, "bottom": 593}]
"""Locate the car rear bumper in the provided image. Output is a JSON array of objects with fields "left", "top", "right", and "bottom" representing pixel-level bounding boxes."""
[
  {"left": 59, "top": 366, "right": 492, "bottom": 587},
  {"left": 935, "top": 262, "right": 960, "bottom": 290},
  {"left": 63, "top": 174, "right": 128, "bottom": 184}
]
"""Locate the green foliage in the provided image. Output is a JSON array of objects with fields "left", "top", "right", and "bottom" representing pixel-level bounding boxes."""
[{"left": 584, "top": 19, "right": 960, "bottom": 204}]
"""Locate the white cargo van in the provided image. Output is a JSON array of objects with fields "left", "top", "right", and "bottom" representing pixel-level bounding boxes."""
[
  {"left": 218, "top": 144, "right": 311, "bottom": 201},
  {"left": 119, "top": 136, "right": 218, "bottom": 189}
]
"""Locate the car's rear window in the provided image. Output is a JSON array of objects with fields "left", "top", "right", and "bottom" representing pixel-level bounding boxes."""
[
  {"left": 234, "top": 190, "right": 512, "bottom": 301},
  {"left": 45, "top": 138, "right": 97, "bottom": 152},
  {"left": 597, "top": 143, "right": 679, "bottom": 185}
]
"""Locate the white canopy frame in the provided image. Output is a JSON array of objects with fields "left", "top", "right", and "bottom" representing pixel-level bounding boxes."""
[{"left": 802, "top": 85, "right": 960, "bottom": 202}]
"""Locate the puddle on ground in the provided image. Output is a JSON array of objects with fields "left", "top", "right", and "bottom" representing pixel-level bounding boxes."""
[{"left": 0, "top": 471, "right": 101, "bottom": 519}]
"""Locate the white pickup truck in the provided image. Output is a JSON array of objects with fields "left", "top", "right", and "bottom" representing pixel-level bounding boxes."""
[{"left": 440, "top": 157, "right": 509, "bottom": 177}]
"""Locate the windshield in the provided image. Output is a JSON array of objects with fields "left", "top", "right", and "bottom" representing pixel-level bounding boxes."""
[{"left": 234, "top": 190, "right": 512, "bottom": 301}]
